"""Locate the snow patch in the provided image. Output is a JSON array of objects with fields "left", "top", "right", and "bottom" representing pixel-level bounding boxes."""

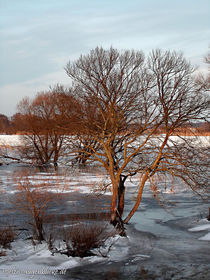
[
  {"left": 188, "top": 224, "right": 210, "bottom": 232},
  {"left": 199, "top": 232, "right": 210, "bottom": 241},
  {"left": 0, "top": 135, "right": 22, "bottom": 146},
  {"left": 188, "top": 219, "right": 210, "bottom": 241},
  {"left": 0, "top": 234, "right": 127, "bottom": 280}
]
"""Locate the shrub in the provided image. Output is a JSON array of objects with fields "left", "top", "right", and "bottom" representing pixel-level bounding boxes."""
[
  {"left": 48, "top": 222, "right": 116, "bottom": 258},
  {"left": 64, "top": 223, "right": 106, "bottom": 257},
  {"left": 12, "top": 170, "right": 57, "bottom": 243}
]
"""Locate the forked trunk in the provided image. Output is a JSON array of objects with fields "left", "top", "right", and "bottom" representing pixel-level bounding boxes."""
[{"left": 123, "top": 171, "right": 149, "bottom": 224}]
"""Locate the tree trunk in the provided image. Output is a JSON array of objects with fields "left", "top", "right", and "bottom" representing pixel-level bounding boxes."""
[
  {"left": 35, "top": 217, "right": 44, "bottom": 242},
  {"left": 109, "top": 176, "right": 127, "bottom": 236},
  {"left": 54, "top": 150, "right": 59, "bottom": 169},
  {"left": 117, "top": 175, "right": 126, "bottom": 217},
  {"left": 207, "top": 207, "right": 210, "bottom": 221},
  {"left": 110, "top": 180, "right": 122, "bottom": 225},
  {"left": 110, "top": 194, "right": 118, "bottom": 225},
  {"left": 123, "top": 171, "right": 149, "bottom": 224}
]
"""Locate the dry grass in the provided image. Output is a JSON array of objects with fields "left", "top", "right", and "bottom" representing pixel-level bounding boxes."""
[{"left": 63, "top": 223, "right": 106, "bottom": 257}]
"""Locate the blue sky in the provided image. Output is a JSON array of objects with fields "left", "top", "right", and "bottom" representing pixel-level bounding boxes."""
[{"left": 0, "top": 0, "right": 209, "bottom": 116}]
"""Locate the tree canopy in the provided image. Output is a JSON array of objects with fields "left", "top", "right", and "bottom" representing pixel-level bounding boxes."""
[{"left": 65, "top": 47, "right": 209, "bottom": 230}]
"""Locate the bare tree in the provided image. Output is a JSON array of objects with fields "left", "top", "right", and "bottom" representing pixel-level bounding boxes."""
[
  {"left": 65, "top": 47, "right": 209, "bottom": 232},
  {"left": 16, "top": 85, "right": 74, "bottom": 167},
  {"left": 205, "top": 48, "right": 210, "bottom": 65},
  {"left": 195, "top": 48, "right": 210, "bottom": 93},
  {"left": 0, "top": 114, "right": 11, "bottom": 134}
]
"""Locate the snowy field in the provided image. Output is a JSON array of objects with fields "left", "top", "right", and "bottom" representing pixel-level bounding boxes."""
[
  {"left": 0, "top": 135, "right": 210, "bottom": 279},
  {"left": 0, "top": 135, "right": 23, "bottom": 147},
  {"left": 0, "top": 134, "right": 210, "bottom": 147}
]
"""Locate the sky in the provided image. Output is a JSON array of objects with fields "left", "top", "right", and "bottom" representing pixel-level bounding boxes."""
[{"left": 0, "top": 0, "right": 209, "bottom": 116}]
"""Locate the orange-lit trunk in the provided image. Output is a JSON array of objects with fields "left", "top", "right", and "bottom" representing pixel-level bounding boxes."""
[
  {"left": 110, "top": 176, "right": 118, "bottom": 225},
  {"left": 123, "top": 171, "right": 149, "bottom": 224}
]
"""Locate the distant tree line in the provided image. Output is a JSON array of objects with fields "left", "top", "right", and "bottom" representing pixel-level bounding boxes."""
[
  {"left": 0, "top": 114, "right": 13, "bottom": 134},
  {"left": 0, "top": 113, "right": 30, "bottom": 134},
  {"left": 0, "top": 110, "right": 209, "bottom": 135}
]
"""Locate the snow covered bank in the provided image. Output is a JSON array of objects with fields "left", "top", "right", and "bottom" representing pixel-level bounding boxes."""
[
  {"left": 0, "top": 135, "right": 22, "bottom": 146},
  {"left": 0, "top": 135, "right": 209, "bottom": 148},
  {"left": 188, "top": 218, "right": 210, "bottom": 241},
  {"left": 0, "top": 233, "right": 134, "bottom": 280}
]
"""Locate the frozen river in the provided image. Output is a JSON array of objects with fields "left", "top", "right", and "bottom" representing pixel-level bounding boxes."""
[{"left": 0, "top": 163, "right": 210, "bottom": 279}]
